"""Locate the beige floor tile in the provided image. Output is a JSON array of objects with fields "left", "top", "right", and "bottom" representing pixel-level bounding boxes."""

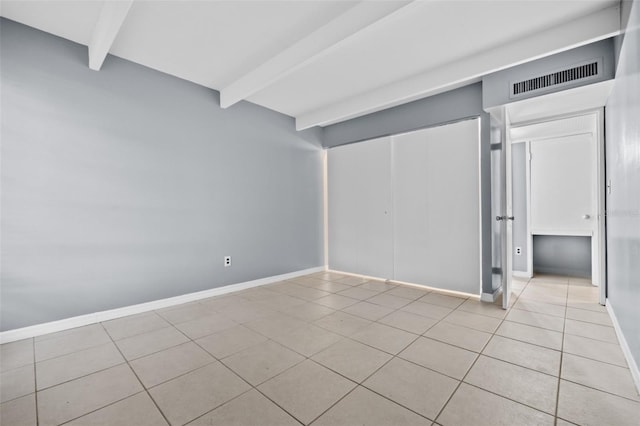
[
  {"left": 269, "top": 323, "right": 343, "bottom": 357},
  {"left": 457, "top": 299, "right": 508, "bottom": 319},
  {"left": 437, "top": 383, "right": 554, "bottom": 426},
  {"left": 103, "top": 312, "right": 170, "bottom": 340},
  {"left": 37, "top": 364, "right": 142, "bottom": 426},
  {"left": 235, "top": 287, "right": 280, "bottom": 301},
  {"left": 482, "top": 335, "right": 561, "bottom": 376},
  {"left": 66, "top": 392, "right": 168, "bottom": 426},
  {"left": 335, "top": 276, "right": 369, "bottom": 286},
  {"left": 564, "top": 319, "right": 618, "bottom": 343},
  {"left": 424, "top": 322, "right": 492, "bottom": 353},
  {"left": 366, "top": 293, "right": 413, "bottom": 309},
  {"left": 255, "top": 294, "right": 308, "bottom": 311},
  {"left": 36, "top": 342, "right": 124, "bottom": 390},
  {"left": 309, "top": 272, "right": 347, "bottom": 282},
  {"left": 401, "top": 301, "right": 453, "bottom": 320},
  {"left": 519, "top": 287, "right": 567, "bottom": 306},
  {"left": 313, "top": 294, "right": 360, "bottom": 310},
  {"left": 34, "top": 324, "right": 112, "bottom": 362},
  {"left": 243, "top": 312, "right": 307, "bottom": 338},
  {"left": 200, "top": 295, "right": 249, "bottom": 312},
  {"left": 313, "top": 311, "right": 372, "bottom": 336},
  {"left": 0, "top": 339, "right": 33, "bottom": 373},
  {"left": 0, "top": 364, "right": 34, "bottom": 403},
  {"left": 338, "top": 286, "right": 379, "bottom": 301},
  {"left": 351, "top": 323, "right": 417, "bottom": 355},
  {"left": 116, "top": 326, "right": 189, "bottom": 361},
  {"left": 342, "top": 301, "right": 395, "bottom": 321},
  {"left": 530, "top": 274, "right": 569, "bottom": 284},
  {"left": 188, "top": 389, "right": 298, "bottom": 426},
  {"left": 312, "top": 339, "right": 392, "bottom": 383},
  {"left": 358, "top": 280, "right": 396, "bottom": 292},
  {"left": 305, "top": 280, "right": 352, "bottom": 294},
  {"left": 276, "top": 284, "right": 331, "bottom": 301},
  {"left": 555, "top": 419, "right": 578, "bottom": 426},
  {"left": 364, "top": 357, "right": 458, "bottom": 420},
  {"left": 558, "top": 380, "right": 640, "bottom": 426},
  {"left": 258, "top": 360, "right": 356, "bottom": 425},
  {"left": 443, "top": 310, "right": 502, "bottom": 333},
  {"left": 566, "top": 299, "right": 607, "bottom": 312},
  {"left": 313, "top": 386, "right": 431, "bottom": 426},
  {"left": 222, "top": 340, "right": 304, "bottom": 385},
  {"left": 561, "top": 353, "right": 639, "bottom": 401},
  {"left": 280, "top": 302, "right": 335, "bottom": 322},
  {"left": 195, "top": 324, "right": 267, "bottom": 359},
  {"left": 174, "top": 312, "right": 238, "bottom": 340},
  {"left": 419, "top": 292, "right": 466, "bottom": 309},
  {"left": 399, "top": 337, "right": 477, "bottom": 380},
  {"left": 378, "top": 310, "right": 438, "bottom": 334},
  {"left": 0, "top": 393, "right": 36, "bottom": 426},
  {"left": 149, "top": 362, "right": 250, "bottom": 426},
  {"left": 495, "top": 321, "right": 563, "bottom": 350},
  {"left": 131, "top": 342, "right": 215, "bottom": 388},
  {"left": 464, "top": 355, "right": 558, "bottom": 414},
  {"left": 565, "top": 307, "right": 612, "bottom": 326},
  {"left": 155, "top": 303, "right": 217, "bottom": 325},
  {"left": 386, "top": 285, "right": 431, "bottom": 300},
  {"left": 505, "top": 309, "right": 565, "bottom": 332},
  {"left": 562, "top": 333, "right": 628, "bottom": 367},
  {"left": 512, "top": 298, "right": 566, "bottom": 317}
]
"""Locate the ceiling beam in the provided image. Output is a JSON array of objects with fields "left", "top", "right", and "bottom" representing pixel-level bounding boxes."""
[
  {"left": 88, "top": 0, "right": 133, "bottom": 70},
  {"left": 219, "top": 0, "right": 417, "bottom": 109},
  {"left": 295, "top": 5, "right": 621, "bottom": 130}
]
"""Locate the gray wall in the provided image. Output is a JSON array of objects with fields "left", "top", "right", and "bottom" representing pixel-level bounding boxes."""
[
  {"left": 483, "top": 38, "right": 615, "bottom": 109},
  {"left": 532, "top": 236, "right": 592, "bottom": 278},
  {"left": 511, "top": 143, "right": 528, "bottom": 272},
  {"left": 322, "top": 83, "right": 493, "bottom": 295},
  {"left": 0, "top": 19, "right": 324, "bottom": 331},
  {"left": 605, "top": 0, "right": 640, "bottom": 376}
]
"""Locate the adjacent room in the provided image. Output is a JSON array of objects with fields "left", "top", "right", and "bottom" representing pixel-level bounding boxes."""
[{"left": 1, "top": 1, "right": 639, "bottom": 425}]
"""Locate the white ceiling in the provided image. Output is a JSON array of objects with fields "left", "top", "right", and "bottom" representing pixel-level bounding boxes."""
[{"left": 0, "top": 0, "right": 621, "bottom": 129}]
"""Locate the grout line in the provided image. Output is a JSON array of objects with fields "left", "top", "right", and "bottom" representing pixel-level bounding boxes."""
[
  {"left": 32, "top": 338, "right": 39, "bottom": 426},
  {"left": 98, "top": 322, "right": 173, "bottom": 426},
  {"left": 553, "top": 278, "right": 570, "bottom": 425}
]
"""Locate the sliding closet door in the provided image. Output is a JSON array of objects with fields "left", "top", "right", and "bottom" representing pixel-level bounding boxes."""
[
  {"left": 328, "top": 137, "right": 393, "bottom": 278},
  {"left": 392, "top": 119, "right": 481, "bottom": 293}
]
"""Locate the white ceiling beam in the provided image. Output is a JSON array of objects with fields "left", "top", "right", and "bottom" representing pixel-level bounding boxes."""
[
  {"left": 219, "top": 0, "right": 417, "bottom": 109},
  {"left": 295, "top": 5, "right": 621, "bottom": 130},
  {"left": 88, "top": 0, "right": 133, "bottom": 70}
]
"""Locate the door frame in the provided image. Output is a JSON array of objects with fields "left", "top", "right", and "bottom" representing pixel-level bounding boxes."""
[{"left": 508, "top": 109, "right": 606, "bottom": 303}]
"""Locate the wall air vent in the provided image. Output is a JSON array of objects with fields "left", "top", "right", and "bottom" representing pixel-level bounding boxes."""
[{"left": 510, "top": 58, "right": 602, "bottom": 98}]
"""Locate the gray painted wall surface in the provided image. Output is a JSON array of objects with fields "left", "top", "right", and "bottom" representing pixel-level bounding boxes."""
[
  {"left": 483, "top": 38, "right": 615, "bottom": 109},
  {"left": 511, "top": 143, "right": 528, "bottom": 272},
  {"left": 605, "top": 0, "right": 640, "bottom": 375},
  {"left": 0, "top": 19, "right": 324, "bottom": 331},
  {"left": 322, "top": 83, "right": 493, "bottom": 295},
  {"left": 532, "top": 236, "right": 592, "bottom": 278}
]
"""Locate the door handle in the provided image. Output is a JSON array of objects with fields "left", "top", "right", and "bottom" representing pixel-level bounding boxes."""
[
  {"left": 583, "top": 214, "right": 591, "bottom": 219},
  {"left": 496, "top": 216, "right": 515, "bottom": 221}
]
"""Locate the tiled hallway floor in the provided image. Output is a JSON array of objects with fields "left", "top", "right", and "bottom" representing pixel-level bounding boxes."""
[{"left": 1, "top": 272, "right": 639, "bottom": 425}]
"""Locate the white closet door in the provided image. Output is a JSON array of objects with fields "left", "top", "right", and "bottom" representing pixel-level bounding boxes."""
[
  {"left": 392, "top": 119, "right": 481, "bottom": 294},
  {"left": 530, "top": 133, "right": 595, "bottom": 235},
  {"left": 327, "top": 137, "right": 393, "bottom": 278}
]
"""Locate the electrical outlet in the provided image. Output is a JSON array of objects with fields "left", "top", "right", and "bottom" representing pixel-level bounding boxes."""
[
  {"left": 515, "top": 247, "right": 522, "bottom": 255},
  {"left": 224, "top": 256, "right": 231, "bottom": 267}
]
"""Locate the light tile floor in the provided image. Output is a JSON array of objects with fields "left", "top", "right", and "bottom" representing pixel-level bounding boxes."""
[{"left": 1, "top": 272, "right": 639, "bottom": 425}]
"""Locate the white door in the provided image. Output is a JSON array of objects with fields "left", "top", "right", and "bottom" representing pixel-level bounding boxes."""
[
  {"left": 530, "top": 133, "right": 595, "bottom": 236},
  {"left": 327, "top": 137, "right": 394, "bottom": 278}
]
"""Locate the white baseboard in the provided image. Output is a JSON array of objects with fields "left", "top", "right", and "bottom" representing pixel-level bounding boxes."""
[
  {"left": 606, "top": 300, "right": 640, "bottom": 395},
  {"left": 0, "top": 266, "right": 323, "bottom": 344},
  {"left": 481, "top": 287, "right": 503, "bottom": 303},
  {"left": 513, "top": 270, "right": 532, "bottom": 279}
]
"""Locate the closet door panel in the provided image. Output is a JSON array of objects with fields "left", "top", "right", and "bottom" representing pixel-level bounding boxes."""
[
  {"left": 393, "top": 119, "right": 480, "bottom": 293},
  {"left": 328, "top": 137, "right": 393, "bottom": 278}
]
